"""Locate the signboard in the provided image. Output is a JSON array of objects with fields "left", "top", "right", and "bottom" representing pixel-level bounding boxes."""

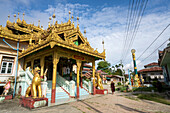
[
  {"left": 73, "top": 55, "right": 84, "bottom": 60},
  {"left": 33, "top": 100, "right": 47, "bottom": 108}
]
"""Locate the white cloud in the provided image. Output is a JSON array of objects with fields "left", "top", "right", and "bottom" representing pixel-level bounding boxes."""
[{"left": 0, "top": 2, "right": 169, "bottom": 74}]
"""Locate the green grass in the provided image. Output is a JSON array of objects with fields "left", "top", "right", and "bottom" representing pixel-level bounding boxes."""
[
  {"left": 132, "top": 87, "right": 157, "bottom": 92},
  {"left": 136, "top": 94, "right": 170, "bottom": 105},
  {"left": 125, "top": 96, "right": 139, "bottom": 101}
]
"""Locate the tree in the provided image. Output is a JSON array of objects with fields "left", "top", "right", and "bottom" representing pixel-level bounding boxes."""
[{"left": 97, "top": 61, "right": 111, "bottom": 74}]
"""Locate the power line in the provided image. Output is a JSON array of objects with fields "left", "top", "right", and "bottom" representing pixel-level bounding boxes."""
[
  {"left": 121, "top": 0, "right": 139, "bottom": 61},
  {"left": 122, "top": 0, "right": 148, "bottom": 62},
  {"left": 137, "top": 24, "right": 170, "bottom": 60},
  {"left": 139, "top": 38, "right": 169, "bottom": 64},
  {"left": 121, "top": 0, "right": 134, "bottom": 60},
  {"left": 122, "top": 0, "right": 144, "bottom": 61}
]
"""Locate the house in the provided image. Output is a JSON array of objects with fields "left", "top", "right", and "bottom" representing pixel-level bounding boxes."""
[
  {"left": 158, "top": 40, "right": 170, "bottom": 86},
  {"left": 138, "top": 62, "right": 164, "bottom": 83}
]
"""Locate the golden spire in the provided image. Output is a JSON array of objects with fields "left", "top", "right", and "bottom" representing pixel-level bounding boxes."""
[
  {"left": 52, "top": 10, "right": 56, "bottom": 26},
  {"left": 102, "top": 39, "right": 104, "bottom": 51},
  {"left": 38, "top": 20, "right": 40, "bottom": 27},
  {"left": 84, "top": 29, "right": 86, "bottom": 37},
  {"left": 77, "top": 17, "right": 79, "bottom": 26},
  {"left": 69, "top": 11, "right": 71, "bottom": 20},
  {"left": 23, "top": 12, "right": 25, "bottom": 20},
  {"left": 14, "top": 14, "right": 16, "bottom": 23},
  {"left": 49, "top": 17, "right": 51, "bottom": 27},
  {"left": 18, "top": 12, "right": 19, "bottom": 18},
  {"left": 8, "top": 15, "right": 10, "bottom": 21},
  {"left": 71, "top": 15, "right": 74, "bottom": 23},
  {"left": 41, "top": 25, "right": 43, "bottom": 30}
]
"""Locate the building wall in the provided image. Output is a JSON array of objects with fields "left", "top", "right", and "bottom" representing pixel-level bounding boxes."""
[
  {"left": 0, "top": 38, "right": 28, "bottom": 83},
  {"left": 0, "top": 53, "right": 16, "bottom": 82},
  {"left": 140, "top": 71, "right": 164, "bottom": 82}
]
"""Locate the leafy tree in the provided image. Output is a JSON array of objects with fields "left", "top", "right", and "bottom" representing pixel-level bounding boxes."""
[{"left": 97, "top": 61, "right": 111, "bottom": 74}]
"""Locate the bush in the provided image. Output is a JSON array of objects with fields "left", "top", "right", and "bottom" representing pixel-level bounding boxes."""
[{"left": 117, "top": 82, "right": 121, "bottom": 86}]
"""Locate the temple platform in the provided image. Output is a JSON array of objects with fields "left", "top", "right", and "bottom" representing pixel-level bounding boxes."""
[
  {"left": 96, "top": 89, "right": 108, "bottom": 94},
  {"left": 19, "top": 97, "right": 48, "bottom": 109}
]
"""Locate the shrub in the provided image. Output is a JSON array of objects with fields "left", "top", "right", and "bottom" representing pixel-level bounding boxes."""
[{"left": 117, "top": 82, "right": 121, "bottom": 86}]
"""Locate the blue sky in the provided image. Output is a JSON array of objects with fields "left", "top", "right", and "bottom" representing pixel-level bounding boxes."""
[{"left": 0, "top": 0, "right": 170, "bottom": 72}]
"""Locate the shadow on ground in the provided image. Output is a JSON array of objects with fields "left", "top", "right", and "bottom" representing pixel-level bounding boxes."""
[
  {"left": 78, "top": 100, "right": 102, "bottom": 113},
  {"left": 115, "top": 104, "right": 147, "bottom": 113}
]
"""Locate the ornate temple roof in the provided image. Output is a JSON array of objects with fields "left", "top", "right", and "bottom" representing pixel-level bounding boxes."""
[{"left": 0, "top": 12, "right": 106, "bottom": 60}]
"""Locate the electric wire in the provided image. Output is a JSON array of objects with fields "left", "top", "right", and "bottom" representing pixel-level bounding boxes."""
[
  {"left": 136, "top": 24, "right": 170, "bottom": 60},
  {"left": 123, "top": 0, "right": 148, "bottom": 62},
  {"left": 138, "top": 39, "right": 169, "bottom": 65}
]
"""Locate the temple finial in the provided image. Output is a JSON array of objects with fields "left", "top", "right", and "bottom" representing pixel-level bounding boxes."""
[
  {"left": 52, "top": 9, "right": 56, "bottom": 25},
  {"left": 77, "top": 17, "right": 79, "bottom": 26},
  {"left": 102, "top": 39, "right": 104, "bottom": 51},
  {"left": 84, "top": 28, "right": 86, "bottom": 37},
  {"left": 38, "top": 19, "right": 40, "bottom": 27},
  {"left": 49, "top": 17, "right": 51, "bottom": 27},
  {"left": 8, "top": 15, "right": 10, "bottom": 21},
  {"left": 71, "top": 15, "right": 74, "bottom": 23},
  {"left": 41, "top": 25, "right": 44, "bottom": 30},
  {"left": 69, "top": 11, "right": 71, "bottom": 20},
  {"left": 18, "top": 12, "right": 19, "bottom": 18},
  {"left": 14, "top": 14, "right": 16, "bottom": 23},
  {"left": 23, "top": 12, "right": 25, "bottom": 20}
]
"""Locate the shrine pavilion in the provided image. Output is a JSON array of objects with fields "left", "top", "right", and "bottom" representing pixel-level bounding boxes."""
[{"left": 0, "top": 12, "right": 105, "bottom": 103}]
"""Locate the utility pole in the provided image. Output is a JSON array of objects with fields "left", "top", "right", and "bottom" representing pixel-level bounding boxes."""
[{"left": 120, "top": 60, "right": 125, "bottom": 86}]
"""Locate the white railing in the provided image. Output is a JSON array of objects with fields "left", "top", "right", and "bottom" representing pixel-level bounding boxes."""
[
  {"left": 82, "top": 79, "right": 89, "bottom": 91},
  {"left": 56, "top": 74, "right": 70, "bottom": 93}
]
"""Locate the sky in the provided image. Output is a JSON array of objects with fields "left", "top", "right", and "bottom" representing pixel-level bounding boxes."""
[{"left": 0, "top": 0, "right": 170, "bottom": 73}]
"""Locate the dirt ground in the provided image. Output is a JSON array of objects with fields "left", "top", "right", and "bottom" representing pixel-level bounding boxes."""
[{"left": 0, "top": 85, "right": 170, "bottom": 113}]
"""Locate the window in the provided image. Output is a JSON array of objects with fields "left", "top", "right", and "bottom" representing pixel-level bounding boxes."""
[{"left": 0, "top": 56, "right": 14, "bottom": 74}]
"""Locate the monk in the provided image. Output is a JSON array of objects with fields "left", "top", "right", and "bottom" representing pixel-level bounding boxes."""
[{"left": 111, "top": 81, "right": 115, "bottom": 95}]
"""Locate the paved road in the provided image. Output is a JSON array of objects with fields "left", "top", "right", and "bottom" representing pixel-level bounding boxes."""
[{"left": 0, "top": 84, "right": 170, "bottom": 113}]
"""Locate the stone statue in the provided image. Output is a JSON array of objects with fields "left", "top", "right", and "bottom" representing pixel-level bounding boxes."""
[{"left": 25, "top": 67, "right": 42, "bottom": 98}]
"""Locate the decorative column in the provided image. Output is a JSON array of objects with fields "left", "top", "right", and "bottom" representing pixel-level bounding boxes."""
[
  {"left": 131, "top": 49, "right": 141, "bottom": 87},
  {"left": 51, "top": 52, "right": 60, "bottom": 103},
  {"left": 76, "top": 60, "right": 81, "bottom": 98},
  {"left": 70, "top": 64, "right": 73, "bottom": 80},
  {"left": 40, "top": 56, "right": 45, "bottom": 80},
  {"left": 80, "top": 63, "right": 83, "bottom": 88},
  {"left": 92, "top": 60, "right": 96, "bottom": 95}
]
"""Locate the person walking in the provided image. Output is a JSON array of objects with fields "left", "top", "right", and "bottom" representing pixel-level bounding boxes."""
[{"left": 111, "top": 80, "right": 115, "bottom": 95}]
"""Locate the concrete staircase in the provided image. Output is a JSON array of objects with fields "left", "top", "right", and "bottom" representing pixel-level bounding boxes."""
[
  {"left": 46, "top": 81, "right": 69, "bottom": 102},
  {"left": 75, "top": 86, "right": 89, "bottom": 97}
]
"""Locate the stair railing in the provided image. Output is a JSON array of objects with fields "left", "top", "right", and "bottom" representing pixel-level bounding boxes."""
[{"left": 56, "top": 74, "right": 75, "bottom": 97}]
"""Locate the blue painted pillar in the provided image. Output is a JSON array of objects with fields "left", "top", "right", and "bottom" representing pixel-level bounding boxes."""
[{"left": 128, "top": 69, "right": 131, "bottom": 86}]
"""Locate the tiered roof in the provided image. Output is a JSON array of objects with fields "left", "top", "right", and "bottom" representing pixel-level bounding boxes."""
[{"left": 0, "top": 13, "right": 105, "bottom": 60}]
